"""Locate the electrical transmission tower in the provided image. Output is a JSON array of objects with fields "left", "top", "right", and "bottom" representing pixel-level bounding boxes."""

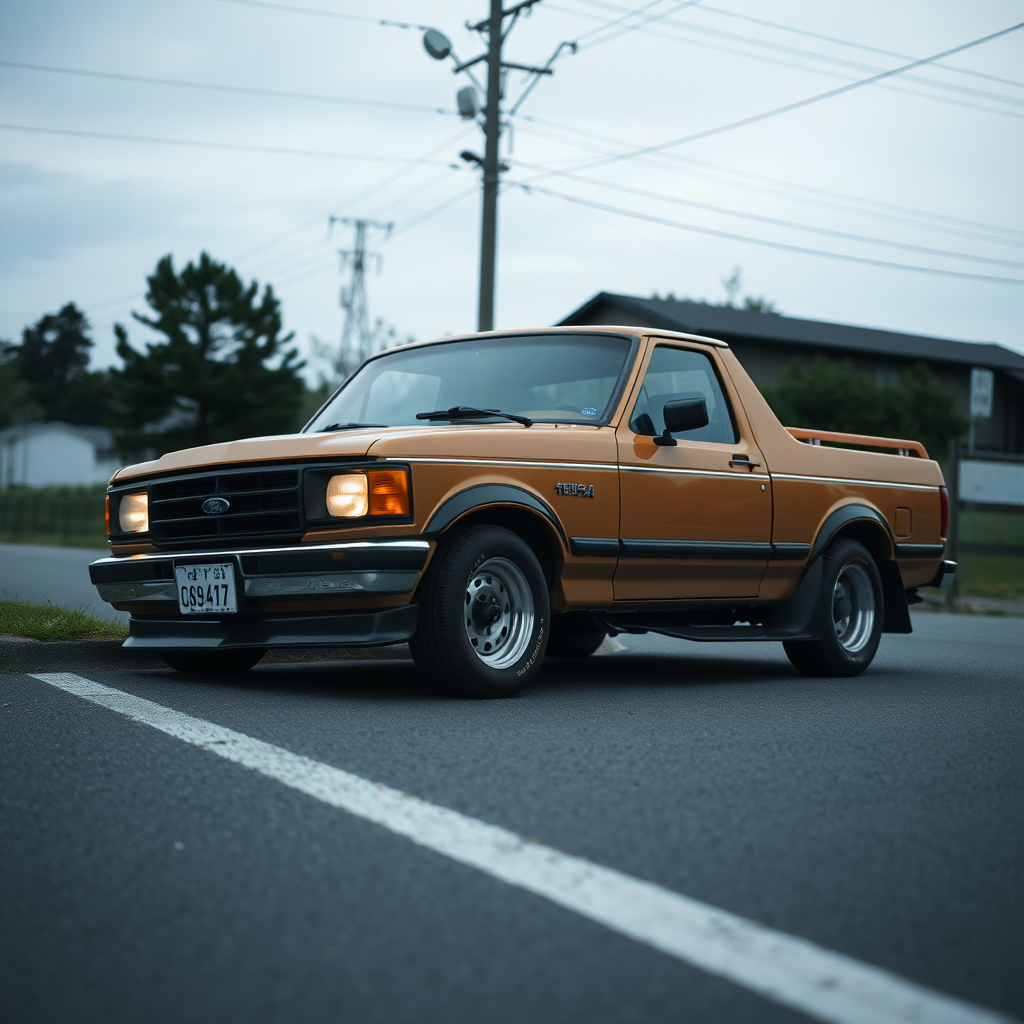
[{"left": 329, "top": 216, "right": 392, "bottom": 379}]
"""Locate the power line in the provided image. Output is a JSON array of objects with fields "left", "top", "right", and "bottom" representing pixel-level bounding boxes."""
[
  {"left": 659, "top": 20, "right": 1024, "bottom": 108},
  {"left": 566, "top": 0, "right": 665, "bottom": 44},
  {"left": 511, "top": 114, "right": 1024, "bottom": 247},
  {"left": 512, "top": 182, "right": 1024, "bottom": 286},
  {"left": 699, "top": 5, "right": 1024, "bottom": 92},
  {"left": 214, "top": 0, "right": 432, "bottom": 31},
  {"left": 272, "top": 188, "right": 478, "bottom": 290},
  {"left": 549, "top": 5, "right": 1024, "bottom": 123},
  {"left": 230, "top": 126, "right": 475, "bottom": 264},
  {"left": 392, "top": 187, "right": 478, "bottom": 235},
  {"left": 524, "top": 19, "right": 1024, "bottom": 183},
  {"left": 23, "top": 128, "right": 474, "bottom": 330},
  {"left": 573, "top": 0, "right": 702, "bottom": 51},
  {"left": 0, "top": 60, "right": 455, "bottom": 116},
  {"left": 509, "top": 158, "right": 1024, "bottom": 270},
  {"left": 565, "top": 0, "right": 1024, "bottom": 110},
  {"left": 0, "top": 121, "right": 453, "bottom": 164}
]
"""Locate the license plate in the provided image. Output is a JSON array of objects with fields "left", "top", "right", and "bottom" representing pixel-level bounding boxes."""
[{"left": 175, "top": 563, "right": 237, "bottom": 615}]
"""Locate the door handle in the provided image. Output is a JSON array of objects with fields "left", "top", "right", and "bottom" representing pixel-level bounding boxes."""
[{"left": 729, "top": 456, "right": 761, "bottom": 470}]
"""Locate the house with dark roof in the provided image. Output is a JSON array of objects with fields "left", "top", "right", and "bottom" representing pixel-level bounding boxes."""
[{"left": 559, "top": 293, "right": 1024, "bottom": 455}]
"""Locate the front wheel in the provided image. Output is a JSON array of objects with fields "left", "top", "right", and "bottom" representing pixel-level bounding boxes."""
[
  {"left": 410, "top": 525, "right": 550, "bottom": 698},
  {"left": 783, "top": 539, "right": 883, "bottom": 677}
]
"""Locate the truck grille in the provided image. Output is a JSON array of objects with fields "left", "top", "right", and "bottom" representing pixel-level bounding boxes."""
[{"left": 148, "top": 467, "right": 302, "bottom": 547}]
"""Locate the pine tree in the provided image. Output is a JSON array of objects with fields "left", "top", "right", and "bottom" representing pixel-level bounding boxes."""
[
  {"left": 13, "top": 304, "right": 112, "bottom": 424},
  {"left": 112, "top": 253, "right": 305, "bottom": 459}
]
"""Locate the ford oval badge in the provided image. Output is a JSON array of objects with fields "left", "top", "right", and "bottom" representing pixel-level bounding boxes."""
[{"left": 202, "top": 497, "right": 231, "bottom": 515}]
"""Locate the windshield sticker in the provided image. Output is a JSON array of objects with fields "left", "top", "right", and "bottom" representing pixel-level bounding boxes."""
[{"left": 581, "top": 407, "right": 598, "bottom": 416}]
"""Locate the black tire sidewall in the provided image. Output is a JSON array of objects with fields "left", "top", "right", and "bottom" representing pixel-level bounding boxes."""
[
  {"left": 817, "top": 539, "right": 884, "bottom": 675},
  {"left": 414, "top": 525, "right": 550, "bottom": 697}
]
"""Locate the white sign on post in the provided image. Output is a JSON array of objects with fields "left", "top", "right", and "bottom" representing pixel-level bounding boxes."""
[{"left": 970, "top": 367, "right": 994, "bottom": 419}]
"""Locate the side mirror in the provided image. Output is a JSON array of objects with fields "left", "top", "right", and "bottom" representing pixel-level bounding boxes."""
[
  {"left": 653, "top": 397, "right": 708, "bottom": 446},
  {"left": 663, "top": 397, "right": 708, "bottom": 434}
]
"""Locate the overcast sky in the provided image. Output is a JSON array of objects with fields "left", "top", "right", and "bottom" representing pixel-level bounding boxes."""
[{"left": 2, "top": 0, "right": 1023, "bottom": 381}]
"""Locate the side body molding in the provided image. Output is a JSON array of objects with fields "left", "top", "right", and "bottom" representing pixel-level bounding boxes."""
[{"left": 423, "top": 484, "right": 568, "bottom": 549}]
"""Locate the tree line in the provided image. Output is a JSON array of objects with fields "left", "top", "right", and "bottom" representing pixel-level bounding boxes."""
[{"left": 1, "top": 253, "right": 321, "bottom": 461}]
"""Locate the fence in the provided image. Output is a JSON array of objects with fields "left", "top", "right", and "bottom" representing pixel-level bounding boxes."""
[
  {"left": 944, "top": 446, "right": 1024, "bottom": 604},
  {"left": 0, "top": 487, "right": 107, "bottom": 546}
]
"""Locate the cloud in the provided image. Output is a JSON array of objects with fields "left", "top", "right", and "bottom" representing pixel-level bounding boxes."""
[{"left": 0, "top": 161, "right": 196, "bottom": 272}]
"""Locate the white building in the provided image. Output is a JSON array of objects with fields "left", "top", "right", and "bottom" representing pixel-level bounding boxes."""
[{"left": 0, "top": 422, "right": 122, "bottom": 488}]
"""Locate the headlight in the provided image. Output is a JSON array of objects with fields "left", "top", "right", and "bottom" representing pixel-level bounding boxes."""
[
  {"left": 326, "top": 474, "right": 368, "bottom": 518},
  {"left": 326, "top": 469, "right": 410, "bottom": 518},
  {"left": 118, "top": 492, "right": 149, "bottom": 533}
]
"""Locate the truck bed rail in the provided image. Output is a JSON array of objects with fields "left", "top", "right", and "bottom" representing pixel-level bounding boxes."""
[{"left": 786, "top": 427, "right": 928, "bottom": 459}]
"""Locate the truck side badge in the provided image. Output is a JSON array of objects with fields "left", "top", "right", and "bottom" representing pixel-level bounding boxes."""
[{"left": 555, "top": 483, "right": 595, "bottom": 498}]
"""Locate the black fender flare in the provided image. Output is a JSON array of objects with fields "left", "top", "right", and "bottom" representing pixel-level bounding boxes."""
[
  {"left": 423, "top": 484, "right": 568, "bottom": 550},
  {"left": 808, "top": 503, "right": 910, "bottom": 634},
  {"left": 811, "top": 503, "right": 893, "bottom": 560}
]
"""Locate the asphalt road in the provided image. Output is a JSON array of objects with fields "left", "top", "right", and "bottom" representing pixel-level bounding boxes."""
[
  {"left": 2, "top": 612, "right": 1022, "bottom": 1024},
  {"left": 0, "top": 543, "right": 126, "bottom": 622}
]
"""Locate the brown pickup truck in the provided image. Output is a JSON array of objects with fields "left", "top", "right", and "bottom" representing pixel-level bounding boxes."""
[{"left": 91, "top": 326, "right": 955, "bottom": 697}]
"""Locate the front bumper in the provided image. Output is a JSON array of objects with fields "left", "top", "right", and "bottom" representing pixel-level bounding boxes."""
[
  {"left": 123, "top": 605, "right": 419, "bottom": 650},
  {"left": 88, "top": 539, "right": 430, "bottom": 648}
]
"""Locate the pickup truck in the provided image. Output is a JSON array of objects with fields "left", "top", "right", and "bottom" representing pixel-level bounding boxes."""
[{"left": 90, "top": 326, "right": 955, "bottom": 697}]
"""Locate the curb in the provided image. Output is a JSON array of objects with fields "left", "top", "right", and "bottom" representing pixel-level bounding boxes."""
[{"left": 0, "top": 636, "right": 412, "bottom": 674}]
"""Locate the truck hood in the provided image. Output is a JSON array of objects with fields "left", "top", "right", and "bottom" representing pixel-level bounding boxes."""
[
  {"left": 111, "top": 428, "right": 386, "bottom": 482},
  {"left": 110, "top": 422, "right": 612, "bottom": 483}
]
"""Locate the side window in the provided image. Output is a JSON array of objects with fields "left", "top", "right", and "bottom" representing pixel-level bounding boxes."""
[{"left": 629, "top": 346, "right": 738, "bottom": 444}]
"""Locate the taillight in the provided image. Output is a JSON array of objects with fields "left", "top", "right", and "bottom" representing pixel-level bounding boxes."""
[{"left": 939, "top": 486, "right": 949, "bottom": 539}]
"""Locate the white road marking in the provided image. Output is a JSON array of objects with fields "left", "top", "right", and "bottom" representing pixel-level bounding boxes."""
[{"left": 32, "top": 672, "right": 1012, "bottom": 1024}]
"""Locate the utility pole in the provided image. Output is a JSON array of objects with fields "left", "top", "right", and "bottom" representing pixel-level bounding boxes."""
[
  {"left": 423, "top": 2, "right": 570, "bottom": 332},
  {"left": 478, "top": 0, "right": 504, "bottom": 333},
  {"left": 328, "top": 216, "right": 392, "bottom": 379}
]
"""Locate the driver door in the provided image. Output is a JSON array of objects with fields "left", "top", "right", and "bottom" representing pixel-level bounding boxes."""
[{"left": 614, "top": 342, "right": 772, "bottom": 600}]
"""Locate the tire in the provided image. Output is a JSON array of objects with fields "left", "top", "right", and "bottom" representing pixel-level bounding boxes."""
[
  {"left": 161, "top": 648, "right": 264, "bottom": 674},
  {"left": 783, "top": 539, "right": 883, "bottom": 678},
  {"left": 546, "top": 612, "right": 606, "bottom": 659},
  {"left": 410, "top": 525, "right": 550, "bottom": 698}
]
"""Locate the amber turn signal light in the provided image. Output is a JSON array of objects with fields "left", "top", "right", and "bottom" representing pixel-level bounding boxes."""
[
  {"left": 367, "top": 468, "right": 410, "bottom": 516},
  {"left": 104, "top": 495, "right": 111, "bottom": 537}
]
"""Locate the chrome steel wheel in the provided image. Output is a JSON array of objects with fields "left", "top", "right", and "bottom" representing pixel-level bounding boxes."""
[
  {"left": 463, "top": 557, "right": 535, "bottom": 669},
  {"left": 832, "top": 562, "right": 875, "bottom": 653}
]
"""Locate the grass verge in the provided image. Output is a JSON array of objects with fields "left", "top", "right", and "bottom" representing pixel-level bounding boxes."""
[{"left": 0, "top": 599, "right": 128, "bottom": 642}]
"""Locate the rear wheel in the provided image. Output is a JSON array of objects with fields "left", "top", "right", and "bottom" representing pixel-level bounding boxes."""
[
  {"left": 783, "top": 538, "right": 883, "bottom": 677},
  {"left": 546, "top": 612, "right": 606, "bottom": 659},
  {"left": 161, "top": 648, "right": 264, "bottom": 674},
  {"left": 411, "top": 525, "right": 549, "bottom": 698}
]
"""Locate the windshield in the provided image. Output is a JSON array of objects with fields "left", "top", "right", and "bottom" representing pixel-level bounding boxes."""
[{"left": 305, "top": 333, "right": 635, "bottom": 431}]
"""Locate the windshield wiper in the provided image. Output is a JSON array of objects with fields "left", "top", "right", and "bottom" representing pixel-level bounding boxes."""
[
  {"left": 322, "top": 422, "right": 389, "bottom": 432},
  {"left": 415, "top": 406, "right": 533, "bottom": 427}
]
